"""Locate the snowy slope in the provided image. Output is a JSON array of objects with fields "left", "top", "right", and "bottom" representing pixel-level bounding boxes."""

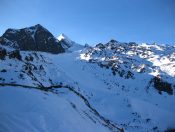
[
  {"left": 0, "top": 26, "right": 175, "bottom": 132},
  {"left": 0, "top": 46, "right": 122, "bottom": 132},
  {"left": 48, "top": 45, "right": 175, "bottom": 131},
  {"left": 0, "top": 86, "right": 115, "bottom": 132}
]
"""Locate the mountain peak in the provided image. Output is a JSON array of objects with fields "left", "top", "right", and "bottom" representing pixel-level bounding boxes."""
[
  {"left": 0, "top": 24, "right": 65, "bottom": 54},
  {"left": 57, "top": 33, "right": 74, "bottom": 49},
  {"left": 57, "top": 33, "right": 83, "bottom": 51},
  {"left": 32, "top": 24, "right": 48, "bottom": 31},
  {"left": 34, "top": 24, "right": 42, "bottom": 27},
  {"left": 57, "top": 33, "right": 70, "bottom": 41},
  {"left": 109, "top": 39, "right": 118, "bottom": 43}
]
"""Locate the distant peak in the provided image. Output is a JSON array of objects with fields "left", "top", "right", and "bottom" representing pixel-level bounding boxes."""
[
  {"left": 35, "top": 24, "right": 42, "bottom": 27},
  {"left": 109, "top": 39, "right": 118, "bottom": 43},
  {"left": 57, "top": 33, "right": 69, "bottom": 41},
  {"left": 57, "top": 33, "right": 65, "bottom": 41}
]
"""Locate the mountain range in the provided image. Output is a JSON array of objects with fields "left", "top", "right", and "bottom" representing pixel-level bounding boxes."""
[{"left": 0, "top": 24, "right": 175, "bottom": 132}]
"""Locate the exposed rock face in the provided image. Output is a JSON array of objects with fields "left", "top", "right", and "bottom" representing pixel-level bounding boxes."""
[
  {"left": 0, "top": 24, "right": 65, "bottom": 54},
  {"left": 8, "top": 50, "right": 22, "bottom": 60},
  {"left": 152, "top": 76, "right": 173, "bottom": 95},
  {"left": 0, "top": 47, "right": 7, "bottom": 60}
]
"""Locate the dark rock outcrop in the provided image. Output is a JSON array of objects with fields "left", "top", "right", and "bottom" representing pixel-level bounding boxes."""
[
  {"left": 8, "top": 50, "right": 22, "bottom": 60},
  {"left": 0, "top": 47, "right": 7, "bottom": 60},
  {"left": 0, "top": 24, "right": 65, "bottom": 54},
  {"left": 153, "top": 76, "right": 173, "bottom": 95}
]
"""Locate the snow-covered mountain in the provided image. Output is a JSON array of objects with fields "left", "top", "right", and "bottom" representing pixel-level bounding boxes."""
[
  {"left": 0, "top": 25, "right": 175, "bottom": 132},
  {"left": 57, "top": 33, "right": 83, "bottom": 51}
]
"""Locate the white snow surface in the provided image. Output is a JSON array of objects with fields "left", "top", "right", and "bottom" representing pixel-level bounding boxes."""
[{"left": 0, "top": 41, "right": 175, "bottom": 132}]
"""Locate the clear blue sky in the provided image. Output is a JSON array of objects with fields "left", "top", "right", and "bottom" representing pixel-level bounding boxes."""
[{"left": 0, "top": 0, "right": 175, "bottom": 45}]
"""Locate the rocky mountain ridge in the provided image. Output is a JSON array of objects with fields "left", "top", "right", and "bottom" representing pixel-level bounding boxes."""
[{"left": 0, "top": 24, "right": 64, "bottom": 54}]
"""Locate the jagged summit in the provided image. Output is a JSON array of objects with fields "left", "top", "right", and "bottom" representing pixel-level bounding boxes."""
[
  {"left": 0, "top": 24, "right": 65, "bottom": 54},
  {"left": 57, "top": 33, "right": 70, "bottom": 41},
  {"left": 57, "top": 33, "right": 65, "bottom": 41},
  {"left": 57, "top": 33, "right": 83, "bottom": 51},
  {"left": 57, "top": 33, "right": 74, "bottom": 49}
]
